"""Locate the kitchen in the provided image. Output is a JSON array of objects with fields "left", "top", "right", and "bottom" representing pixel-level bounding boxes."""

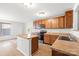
[
  {"left": 0, "top": 3, "right": 79, "bottom": 56},
  {"left": 16, "top": 3, "right": 79, "bottom": 56}
]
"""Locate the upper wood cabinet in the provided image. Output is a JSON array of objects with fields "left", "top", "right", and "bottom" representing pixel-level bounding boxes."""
[
  {"left": 33, "top": 10, "right": 73, "bottom": 29},
  {"left": 65, "top": 10, "right": 73, "bottom": 28},
  {"left": 51, "top": 17, "right": 58, "bottom": 29},
  {"left": 45, "top": 20, "right": 52, "bottom": 29},
  {"left": 58, "top": 16, "right": 65, "bottom": 28},
  {"left": 41, "top": 20, "right": 45, "bottom": 24},
  {"left": 38, "top": 20, "right": 42, "bottom": 25}
]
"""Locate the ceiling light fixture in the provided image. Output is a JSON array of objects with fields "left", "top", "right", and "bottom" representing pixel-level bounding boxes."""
[{"left": 36, "top": 11, "right": 47, "bottom": 17}]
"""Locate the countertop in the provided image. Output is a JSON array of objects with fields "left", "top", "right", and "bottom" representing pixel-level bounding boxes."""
[
  {"left": 51, "top": 38, "right": 79, "bottom": 56},
  {"left": 18, "top": 34, "right": 38, "bottom": 39},
  {"left": 45, "top": 32, "right": 69, "bottom": 35}
]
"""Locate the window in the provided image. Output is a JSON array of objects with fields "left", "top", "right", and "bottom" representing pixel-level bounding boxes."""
[{"left": 0, "top": 23, "right": 11, "bottom": 36}]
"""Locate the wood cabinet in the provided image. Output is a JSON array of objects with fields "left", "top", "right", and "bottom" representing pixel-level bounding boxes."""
[
  {"left": 44, "top": 34, "right": 59, "bottom": 45},
  {"left": 44, "top": 34, "right": 50, "bottom": 44},
  {"left": 45, "top": 20, "right": 52, "bottom": 29},
  {"left": 32, "top": 37, "right": 38, "bottom": 54},
  {"left": 58, "top": 16, "right": 65, "bottom": 28},
  {"left": 52, "top": 48, "right": 70, "bottom": 56},
  {"left": 65, "top": 10, "right": 73, "bottom": 28},
  {"left": 33, "top": 10, "right": 73, "bottom": 29},
  {"left": 41, "top": 20, "right": 45, "bottom": 24},
  {"left": 50, "top": 35, "right": 59, "bottom": 45},
  {"left": 37, "top": 20, "right": 40, "bottom": 24},
  {"left": 51, "top": 17, "right": 58, "bottom": 29}
]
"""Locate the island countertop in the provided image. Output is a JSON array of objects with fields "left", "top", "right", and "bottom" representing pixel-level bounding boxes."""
[
  {"left": 51, "top": 38, "right": 79, "bottom": 56},
  {"left": 17, "top": 34, "right": 38, "bottom": 39}
]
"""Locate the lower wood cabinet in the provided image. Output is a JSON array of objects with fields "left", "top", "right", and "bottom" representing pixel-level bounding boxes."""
[
  {"left": 52, "top": 49, "right": 70, "bottom": 56},
  {"left": 44, "top": 34, "right": 59, "bottom": 45},
  {"left": 50, "top": 35, "right": 59, "bottom": 45},
  {"left": 44, "top": 34, "right": 50, "bottom": 44},
  {"left": 32, "top": 37, "right": 38, "bottom": 54}
]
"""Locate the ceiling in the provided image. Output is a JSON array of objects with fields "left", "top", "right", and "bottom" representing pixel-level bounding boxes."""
[{"left": 0, "top": 3, "right": 75, "bottom": 23}]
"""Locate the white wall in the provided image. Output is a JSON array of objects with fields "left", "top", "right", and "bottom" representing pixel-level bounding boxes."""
[
  {"left": 11, "top": 22, "right": 25, "bottom": 37},
  {"left": 25, "top": 20, "right": 34, "bottom": 34},
  {"left": 0, "top": 19, "right": 25, "bottom": 40},
  {"left": 73, "top": 4, "right": 79, "bottom": 30},
  {"left": 70, "top": 4, "right": 79, "bottom": 39}
]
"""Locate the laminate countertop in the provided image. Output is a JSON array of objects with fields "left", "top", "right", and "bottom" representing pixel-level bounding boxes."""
[
  {"left": 45, "top": 32, "right": 69, "bottom": 35},
  {"left": 51, "top": 38, "right": 79, "bottom": 56},
  {"left": 18, "top": 34, "right": 38, "bottom": 39}
]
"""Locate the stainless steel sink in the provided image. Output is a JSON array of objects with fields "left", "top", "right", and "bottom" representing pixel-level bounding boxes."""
[
  {"left": 59, "top": 36, "right": 71, "bottom": 41},
  {"left": 59, "top": 35, "right": 77, "bottom": 42}
]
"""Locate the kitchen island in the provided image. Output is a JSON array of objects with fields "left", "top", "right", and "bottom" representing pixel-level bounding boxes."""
[{"left": 17, "top": 34, "right": 38, "bottom": 56}]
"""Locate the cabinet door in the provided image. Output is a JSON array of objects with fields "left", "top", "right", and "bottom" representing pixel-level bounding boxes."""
[
  {"left": 51, "top": 18, "right": 58, "bottom": 29},
  {"left": 65, "top": 10, "right": 73, "bottom": 28},
  {"left": 50, "top": 35, "right": 58, "bottom": 45},
  {"left": 58, "top": 16, "right": 65, "bottom": 28},
  {"left": 41, "top": 20, "right": 45, "bottom": 25},
  {"left": 52, "top": 49, "right": 70, "bottom": 56},
  {"left": 39, "top": 20, "right": 42, "bottom": 25},
  {"left": 32, "top": 37, "right": 38, "bottom": 54},
  {"left": 44, "top": 34, "right": 50, "bottom": 44},
  {"left": 45, "top": 20, "right": 52, "bottom": 29}
]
